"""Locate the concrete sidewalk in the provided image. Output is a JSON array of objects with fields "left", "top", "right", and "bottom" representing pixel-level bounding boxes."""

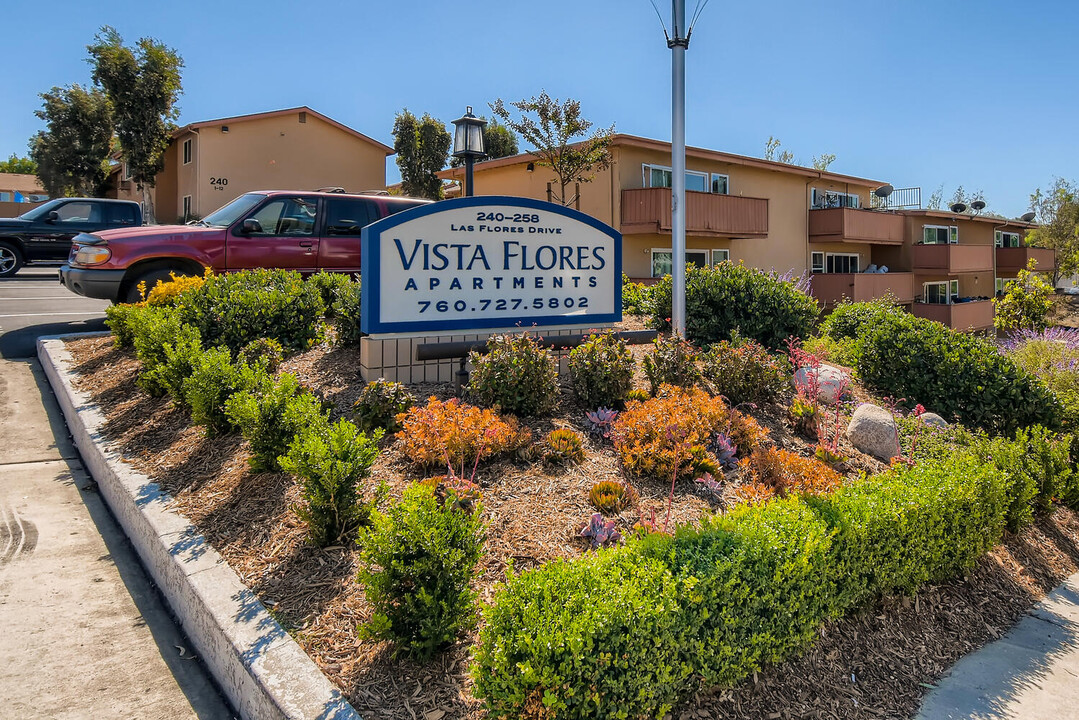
[
  {"left": 0, "top": 357, "right": 233, "bottom": 719},
  {"left": 918, "top": 573, "right": 1079, "bottom": 719}
]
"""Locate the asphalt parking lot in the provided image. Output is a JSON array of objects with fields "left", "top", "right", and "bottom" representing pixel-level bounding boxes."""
[{"left": 0, "top": 265, "right": 110, "bottom": 358}]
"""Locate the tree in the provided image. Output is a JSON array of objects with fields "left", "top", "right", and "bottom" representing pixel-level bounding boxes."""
[
  {"left": 926, "top": 184, "right": 944, "bottom": 210},
  {"left": 88, "top": 26, "right": 183, "bottom": 223},
  {"left": 449, "top": 117, "right": 518, "bottom": 168},
  {"left": 0, "top": 155, "right": 38, "bottom": 174},
  {"left": 811, "top": 153, "right": 836, "bottom": 171},
  {"left": 393, "top": 109, "right": 451, "bottom": 200},
  {"left": 29, "top": 85, "right": 113, "bottom": 198},
  {"left": 1027, "top": 178, "right": 1079, "bottom": 286},
  {"left": 993, "top": 258, "right": 1054, "bottom": 332},
  {"left": 763, "top": 136, "right": 794, "bottom": 164},
  {"left": 491, "top": 92, "right": 613, "bottom": 206}
]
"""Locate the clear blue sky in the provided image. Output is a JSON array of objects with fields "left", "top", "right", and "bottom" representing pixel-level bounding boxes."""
[{"left": 1, "top": 0, "right": 1075, "bottom": 217}]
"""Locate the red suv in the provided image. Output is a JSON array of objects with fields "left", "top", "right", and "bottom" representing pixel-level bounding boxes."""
[{"left": 60, "top": 190, "right": 429, "bottom": 303}]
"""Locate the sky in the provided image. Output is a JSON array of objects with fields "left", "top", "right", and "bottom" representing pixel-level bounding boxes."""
[{"left": 1, "top": 0, "right": 1076, "bottom": 217}]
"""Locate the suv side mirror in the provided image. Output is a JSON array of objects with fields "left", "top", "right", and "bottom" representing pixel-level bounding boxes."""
[
  {"left": 46, "top": 210, "right": 60, "bottom": 223},
  {"left": 241, "top": 218, "right": 263, "bottom": 234}
]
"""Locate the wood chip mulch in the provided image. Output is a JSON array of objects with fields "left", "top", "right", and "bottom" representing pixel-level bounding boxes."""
[{"left": 63, "top": 333, "right": 1079, "bottom": 720}]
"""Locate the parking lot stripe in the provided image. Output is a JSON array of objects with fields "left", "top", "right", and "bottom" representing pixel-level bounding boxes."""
[{"left": 0, "top": 312, "right": 106, "bottom": 318}]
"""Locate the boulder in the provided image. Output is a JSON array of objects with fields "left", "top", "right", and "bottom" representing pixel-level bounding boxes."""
[
  {"left": 847, "top": 403, "right": 900, "bottom": 462},
  {"left": 917, "top": 411, "right": 948, "bottom": 428},
  {"left": 793, "top": 364, "right": 850, "bottom": 405}
]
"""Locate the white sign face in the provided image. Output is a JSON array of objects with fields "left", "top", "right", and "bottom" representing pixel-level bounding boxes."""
[{"left": 361, "top": 196, "right": 622, "bottom": 335}]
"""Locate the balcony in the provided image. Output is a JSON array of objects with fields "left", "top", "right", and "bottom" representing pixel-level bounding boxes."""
[
  {"left": 996, "top": 246, "right": 1056, "bottom": 274},
  {"left": 912, "top": 244, "right": 994, "bottom": 274},
  {"left": 912, "top": 300, "right": 995, "bottom": 331},
  {"left": 809, "top": 207, "right": 906, "bottom": 245},
  {"left": 620, "top": 187, "right": 768, "bottom": 238},
  {"left": 810, "top": 272, "right": 915, "bottom": 306}
]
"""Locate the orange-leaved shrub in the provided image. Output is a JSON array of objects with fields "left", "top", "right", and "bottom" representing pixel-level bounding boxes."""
[
  {"left": 612, "top": 385, "right": 767, "bottom": 480},
  {"left": 736, "top": 446, "right": 843, "bottom": 503},
  {"left": 398, "top": 397, "right": 530, "bottom": 468}
]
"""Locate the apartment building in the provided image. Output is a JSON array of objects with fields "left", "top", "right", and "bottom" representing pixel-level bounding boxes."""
[
  {"left": 151, "top": 107, "right": 394, "bottom": 223},
  {"left": 439, "top": 134, "right": 1050, "bottom": 332},
  {"left": 0, "top": 173, "right": 48, "bottom": 218}
]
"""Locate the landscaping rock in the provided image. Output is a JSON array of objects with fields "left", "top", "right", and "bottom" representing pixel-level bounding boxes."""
[
  {"left": 793, "top": 364, "right": 850, "bottom": 404},
  {"left": 917, "top": 411, "right": 948, "bottom": 428},
  {"left": 847, "top": 403, "right": 900, "bottom": 462}
]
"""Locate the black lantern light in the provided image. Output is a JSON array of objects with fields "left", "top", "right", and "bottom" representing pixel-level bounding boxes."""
[{"left": 451, "top": 106, "right": 487, "bottom": 197}]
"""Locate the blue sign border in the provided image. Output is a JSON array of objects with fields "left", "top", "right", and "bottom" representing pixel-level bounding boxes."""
[{"left": 360, "top": 196, "right": 622, "bottom": 335}]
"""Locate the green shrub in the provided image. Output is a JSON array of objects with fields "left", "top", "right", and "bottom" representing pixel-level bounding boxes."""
[
  {"left": 358, "top": 483, "right": 485, "bottom": 660},
  {"left": 994, "top": 259, "right": 1053, "bottom": 333},
  {"left": 638, "top": 496, "right": 835, "bottom": 686},
  {"left": 856, "top": 311, "right": 1062, "bottom": 434},
  {"left": 810, "top": 454, "right": 1007, "bottom": 614},
  {"left": 642, "top": 334, "right": 702, "bottom": 395},
  {"left": 184, "top": 348, "right": 269, "bottom": 436},
  {"left": 237, "top": 337, "right": 285, "bottom": 373},
  {"left": 307, "top": 271, "right": 354, "bottom": 318},
  {"left": 701, "top": 336, "right": 790, "bottom": 405},
  {"left": 473, "top": 549, "right": 687, "bottom": 720},
  {"left": 1005, "top": 329, "right": 1079, "bottom": 430},
  {"left": 819, "top": 297, "right": 907, "bottom": 340},
  {"left": 469, "top": 334, "right": 558, "bottom": 416},
  {"left": 332, "top": 279, "right": 364, "bottom": 346},
  {"left": 650, "top": 263, "right": 818, "bottom": 349},
  {"left": 622, "top": 273, "right": 652, "bottom": 315},
  {"left": 225, "top": 373, "right": 328, "bottom": 472},
  {"left": 801, "top": 334, "right": 861, "bottom": 368},
  {"left": 143, "top": 325, "right": 204, "bottom": 405},
  {"left": 129, "top": 307, "right": 192, "bottom": 397},
  {"left": 280, "top": 418, "right": 384, "bottom": 547},
  {"left": 105, "top": 303, "right": 145, "bottom": 348},
  {"left": 179, "top": 268, "right": 324, "bottom": 354},
  {"left": 352, "top": 379, "right": 415, "bottom": 434},
  {"left": 567, "top": 331, "right": 634, "bottom": 409}
]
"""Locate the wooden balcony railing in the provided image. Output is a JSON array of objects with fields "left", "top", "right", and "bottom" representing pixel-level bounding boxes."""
[
  {"left": 620, "top": 188, "right": 768, "bottom": 237},
  {"left": 996, "top": 246, "right": 1056, "bottom": 274},
  {"left": 912, "top": 300, "right": 995, "bottom": 331},
  {"left": 912, "top": 244, "right": 995, "bottom": 273},
  {"left": 809, "top": 207, "right": 906, "bottom": 245},
  {"left": 810, "top": 272, "right": 915, "bottom": 306}
]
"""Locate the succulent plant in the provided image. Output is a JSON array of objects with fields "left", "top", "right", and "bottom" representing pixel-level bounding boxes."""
[
  {"left": 543, "top": 428, "right": 587, "bottom": 465},
  {"left": 588, "top": 480, "right": 640, "bottom": 514},
  {"left": 711, "top": 432, "right": 738, "bottom": 469},
  {"left": 695, "top": 472, "right": 723, "bottom": 496},
  {"left": 584, "top": 407, "right": 620, "bottom": 438},
  {"left": 580, "top": 513, "right": 621, "bottom": 549}
]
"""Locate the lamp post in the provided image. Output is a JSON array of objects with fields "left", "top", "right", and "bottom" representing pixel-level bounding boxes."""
[
  {"left": 451, "top": 106, "right": 487, "bottom": 197},
  {"left": 669, "top": 0, "right": 690, "bottom": 337}
]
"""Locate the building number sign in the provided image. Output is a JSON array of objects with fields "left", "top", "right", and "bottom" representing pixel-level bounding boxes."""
[{"left": 209, "top": 177, "right": 228, "bottom": 191}]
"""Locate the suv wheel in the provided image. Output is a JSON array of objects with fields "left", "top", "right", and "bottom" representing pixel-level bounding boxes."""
[
  {"left": 125, "top": 267, "right": 191, "bottom": 304},
  {"left": 0, "top": 241, "right": 24, "bottom": 278}
]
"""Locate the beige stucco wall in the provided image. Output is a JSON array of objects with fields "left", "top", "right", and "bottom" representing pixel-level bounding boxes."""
[{"left": 157, "top": 112, "right": 389, "bottom": 220}]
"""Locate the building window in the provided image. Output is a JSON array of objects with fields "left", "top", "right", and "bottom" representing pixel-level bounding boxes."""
[
  {"left": 298, "top": 111, "right": 307, "bottom": 123},
  {"left": 923, "top": 225, "right": 958, "bottom": 244},
  {"left": 812, "top": 188, "right": 860, "bottom": 209},
  {"left": 995, "top": 230, "right": 1021, "bottom": 248},
  {"left": 182, "top": 195, "right": 192, "bottom": 221},
  {"left": 711, "top": 173, "right": 729, "bottom": 195},
  {"left": 643, "top": 164, "right": 708, "bottom": 193},
  {"left": 826, "top": 253, "right": 860, "bottom": 274},
  {"left": 0, "top": 192, "right": 9, "bottom": 202},
  {"left": 650, "top": 248, "right": 710, "bottom": 277},
  {"left": 811, "top": 252, "right": 824, "bottom": 274},
  {"left": 996, "top": 277, "right": 1015, "bottom": 294},
  {"left": 712, "top": 249, "right": 730, "bottom": 264},
  {"left": 923, "top": 280, "right": 959, "bottom": 305},
  {"left": 121, "top": 162, "right": 131, "bottom": 181},
  {"left": 182, "top": 138, "right": 192, "bottom": 165}
]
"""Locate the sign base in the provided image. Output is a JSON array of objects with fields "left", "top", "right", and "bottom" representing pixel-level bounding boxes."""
[{"left": 359, "top": 324, "right": 613, "bottom": 384}]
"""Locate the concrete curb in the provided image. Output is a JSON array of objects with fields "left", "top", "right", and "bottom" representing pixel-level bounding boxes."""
[{"left": 38, "top": 334, "right": 360, "bottom": 720}]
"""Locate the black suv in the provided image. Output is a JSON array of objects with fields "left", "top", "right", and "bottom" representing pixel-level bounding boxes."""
[{"left": 0, "top": 198, "right": 142, "bottom": 277}]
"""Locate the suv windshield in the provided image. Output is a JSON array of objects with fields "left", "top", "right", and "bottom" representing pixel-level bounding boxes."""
[
  {"left": 18, "top": 199, "right": 66, "bottom": 221},
  {"left": 199, "top": 193, "right": 266, "bottom": 228}
]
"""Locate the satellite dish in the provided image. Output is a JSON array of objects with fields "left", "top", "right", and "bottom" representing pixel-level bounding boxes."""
[
  {"left": 874, "top": 184, "right": 894, "bottom": 198},
  {"left": 1021, "top": 211, "right": 1037, "bottom": 222},
  {"left": 970, "top": 200, "right": 986, "bottom": 212},
  {"left": 950, "top": 202, "right": 968, "bottom": 214}
]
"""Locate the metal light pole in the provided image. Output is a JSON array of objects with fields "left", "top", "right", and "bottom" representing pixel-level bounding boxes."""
[
  {"left": 669, "top": 0, "right": 689, "bottom": 337},
  {"left": 451, "top": 107, "right": 487, "bottom": 197}
]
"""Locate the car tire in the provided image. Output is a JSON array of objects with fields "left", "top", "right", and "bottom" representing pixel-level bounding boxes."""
[
  {"left": 125, "top": 267, "right": 190, "bottom": 304},
  {"left": 0, "top": 241, "right": 24, "bottom": 278}
]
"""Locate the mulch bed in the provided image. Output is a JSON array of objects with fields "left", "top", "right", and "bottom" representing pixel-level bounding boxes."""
[{"left": 64, "top": 332, "right": 1079, "bottom": 720}]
